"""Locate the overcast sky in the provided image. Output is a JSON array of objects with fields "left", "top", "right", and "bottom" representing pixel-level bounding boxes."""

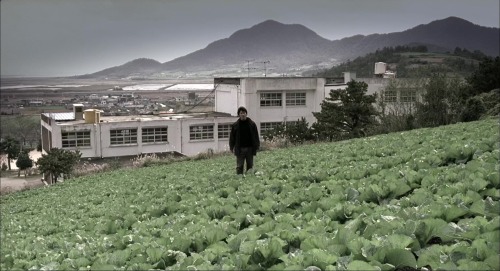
[{"left": 1, "top": 0, "right": 498, "bottom": 77}]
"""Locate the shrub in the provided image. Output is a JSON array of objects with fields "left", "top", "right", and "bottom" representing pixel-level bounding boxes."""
[
  {"left": 73, "top": 162, "right": 111, "bottom": 177},
  {"left": 460, "top": 96, "right": 486, "bottom": 122}
]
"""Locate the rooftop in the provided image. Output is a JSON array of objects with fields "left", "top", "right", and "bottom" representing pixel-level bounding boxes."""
[{"left": 44, "top": 111, "right": 233, "bottom": 125}]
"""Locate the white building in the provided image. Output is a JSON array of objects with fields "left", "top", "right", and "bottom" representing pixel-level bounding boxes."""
[
  {"left": 214, "top": 76, "right": 348, "bottom": 134},
  {"left": 41, "top": 76, "right": 353, "bottom": 158}
]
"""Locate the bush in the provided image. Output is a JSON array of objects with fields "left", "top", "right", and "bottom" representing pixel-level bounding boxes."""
[
  {"left": 460, "top": 96, "right": 486, "bottom": 122},
  {"left": 37, "top": 148, "right": 81, "bottom": 183},
  {"left": 263, "top": 118, "right": 315, "bottom": 146},
  {"left": 73, "top": 162, "right": 111, "bottom": 177}
]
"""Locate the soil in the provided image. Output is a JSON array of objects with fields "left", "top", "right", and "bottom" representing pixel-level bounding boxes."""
[
  {"left": 0, "top": 151, "right": 45, "bottom": 195},
  {"left": 0, "top": 171, "right": 46, "bottom": 195}
]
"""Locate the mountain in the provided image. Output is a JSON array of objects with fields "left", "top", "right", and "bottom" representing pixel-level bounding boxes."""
[
  {"left": 77, "top": 58, "right": 163, "bottom": 79},
  {"left": 79, "top": 17, "right": 499, "bottom": 79},
  {"left": 159, "top": 20, "right": 336, "bottom": 73},
  {"left": 330, "top": 16, "right": 499, "bottom": 60}
]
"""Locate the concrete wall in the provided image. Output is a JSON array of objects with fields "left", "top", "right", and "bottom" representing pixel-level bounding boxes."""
[
  {"left": 179, "top": 116, "right": 235, "bottom": 156},
  {"left": 215, "top": 84, "right": 239, "bottom": 116},
  {"left": 47, "top": 115, "right": 239, "bottom": 158},
  {"left": 217, "top": 77, "right": 335, "bottom": 128}
]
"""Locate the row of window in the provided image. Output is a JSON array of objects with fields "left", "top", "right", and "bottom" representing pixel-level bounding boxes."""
[
  {"left": 61, "top": 124, "right": 233, "bottom": 147},
  {"left": 61, "top": 121, "right": 289, "bottom": 148},
  {"left": 260, "top": 92, "right": 306, "bottom": 107},
  {"left": 383, "top": 89, "right": 418, "bottom": 103}
]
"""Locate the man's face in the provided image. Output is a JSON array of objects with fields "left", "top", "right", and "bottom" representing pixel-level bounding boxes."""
[{"left": 239, "top": 110, "right": 247, "bottom": 120}]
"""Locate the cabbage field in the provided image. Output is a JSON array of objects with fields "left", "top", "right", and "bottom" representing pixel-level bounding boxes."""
[{"left": 1, "top": 118, "right": 499, "bottom": 270}]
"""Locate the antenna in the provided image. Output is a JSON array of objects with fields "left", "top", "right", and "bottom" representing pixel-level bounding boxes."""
[
  {"left": 244, "top": 59, "right": 257, "bottom": 77},
  {"left": 257, "top": 60, "right": 271, "bottom": 77}
]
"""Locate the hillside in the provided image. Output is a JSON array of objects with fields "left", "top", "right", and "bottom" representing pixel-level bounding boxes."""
[
  {"left": 161, "top": 20, "right": 336, "bottom": 74},
  {"left": 311, "top": 45, "right": 489, "bottom": 78},
  {"left": 77, "top": 17, "right": 499, "bottom": 79},
  {"left": 1, "top": 118, "right": 498, "bottom": 270}
]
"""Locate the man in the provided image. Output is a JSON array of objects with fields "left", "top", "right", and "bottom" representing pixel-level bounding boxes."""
[{"left": 229, "top": 106, "right": 260, "bottom": 175}]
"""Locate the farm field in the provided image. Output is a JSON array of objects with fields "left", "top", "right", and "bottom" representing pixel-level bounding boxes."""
[{"left": 1, "top": 118, "right": 499, "bottom": 270}]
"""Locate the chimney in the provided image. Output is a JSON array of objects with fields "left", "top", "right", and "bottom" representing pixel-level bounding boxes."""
[{"left": 73, "top": 104, "right": 84, "bottom": 120}]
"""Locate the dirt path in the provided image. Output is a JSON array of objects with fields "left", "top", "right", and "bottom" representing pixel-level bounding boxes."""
[
  {"left": 0, "top": 174, "right": 46, "bottom": 195},
  {"left": 0, "top": 151, "right": 46, "bottom": 195}
]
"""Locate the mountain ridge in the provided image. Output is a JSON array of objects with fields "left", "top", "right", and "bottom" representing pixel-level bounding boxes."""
[{"left": 78, "top": 16, "right": 499, "bottom": 79}]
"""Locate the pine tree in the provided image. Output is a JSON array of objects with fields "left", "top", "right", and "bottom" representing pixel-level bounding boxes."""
[
  {"left": 15, "top": 150, "right": 33, "bottom": 177},
  {"left": 312, "top": 80, "right": 378, "bottom": 141}
]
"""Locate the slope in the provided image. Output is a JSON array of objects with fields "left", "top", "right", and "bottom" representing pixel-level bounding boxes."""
[{"left": 2, "top": 118, "right": 498, "bottom": 270}]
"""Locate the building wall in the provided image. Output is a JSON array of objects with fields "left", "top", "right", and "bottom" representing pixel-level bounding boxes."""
[
  {"left": 46, "top": 76, "right": 425, "bottom": 159},
  {"left": 216, "top": 77, "right": 336, "bottom": 129},
  {"left": 50, "top": 122, "right": 98, "bottom": 158},
  {"left": 45, "top": 115, "right": 239, "bottom": 158},
  {"left": 179, "top": 117, "right": 235, "bottom": 156},
  {"left": 97, "top": 119, "right": 181, "bottom": 158},
  {"left": 215, "top": 84, "right": 239, "bottom": 116},
  {"left": 357, "top": 78, "right": 389, "bottom": 96}
]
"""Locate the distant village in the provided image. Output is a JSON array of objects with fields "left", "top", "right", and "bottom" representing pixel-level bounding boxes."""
[{"left": 0, "top": 83, "right": 216, "bottom": 116}]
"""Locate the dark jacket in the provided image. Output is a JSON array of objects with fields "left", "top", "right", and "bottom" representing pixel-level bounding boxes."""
[{"left": 229, "top": 117, "right": 260, "bottom": 156}]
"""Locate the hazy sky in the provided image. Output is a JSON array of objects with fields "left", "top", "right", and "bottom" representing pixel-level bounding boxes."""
[{"left": 1, "top": 0, "right": 499, "bottom": 77}]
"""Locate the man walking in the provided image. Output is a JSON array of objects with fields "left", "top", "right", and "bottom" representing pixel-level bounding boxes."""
[{"left": 229, "top": 106, "right": 260, "bottom": 175}]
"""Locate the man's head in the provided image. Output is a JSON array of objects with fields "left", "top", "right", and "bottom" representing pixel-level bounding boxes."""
[{"left": 237, "top": 106, "right": 247, "bottom": 120}]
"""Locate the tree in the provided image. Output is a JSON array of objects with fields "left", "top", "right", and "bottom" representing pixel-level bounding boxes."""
[
  {"left": 312, "top": 80, "right": 378, "bottom": 141},
  {"left": 415, "top": 75, "right": 464, "bottom": 127},
  {"left": 460, "top": 96, "right": 486, "bottom": 122},
  {"left": 467, "top": 56, "right": 500, "bottom": 95},
  {"left": 15, "top": 150, "right": 33, "bottom": 177},
  {"left": 0, "top": 116, "right": 40, "bottom": 148},
  {"left": 375, "top": 78, "right": 424, "bottom": 133},
  {"left": 285, "top": 118, "right": 315, "bottom": 144},
  {"left": 0, "top": 136, "right": 21, "bottom": 170},
  {"left": 36, "top": 148, "right": 81, "bottom": 183},
  {"left": 263, "top": 118, "right": 315, "bottom": 145}
]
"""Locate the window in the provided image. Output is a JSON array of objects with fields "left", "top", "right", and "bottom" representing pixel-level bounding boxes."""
[
  {"left": 110, "top": 128, "right": 137, "bottom": 145},
  {"left": 260, "top": 92, "right": 282, "bottom": 107},
  {"left": 286, "top": 92, "right": 306, "bottom": 106},
  {"left": 400, "top": 89, "right": 417, "bottom": 103},
  {"left": 190, "top": 124, "right": 214, "bottom": 140},
  {"left": 62, "top": 130, "right": 91, "bottom": 148},
  {"left": 383, "top": 90, "right": 397, "bottom": 103},
  {"left": 260, "top": 122, "right": 282, "bottom": 135},
  {"left": 218, "top": 124, "right": 231, "bottom": 139},
  {"left": 142, "top": 127, "right": 168, "bottom": 143}
]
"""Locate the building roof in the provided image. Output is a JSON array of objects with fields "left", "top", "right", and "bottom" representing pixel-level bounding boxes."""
[
  {"left": 165, "top": 84, "right": 214, "bottom": 91},
  {"left": 46, "top": 111, "right": 233, "bottom": 125},
  {"left": 44, "top": 112, "right": 75, "bottom": 121},
  {"left": 122, "top": 84, "right": 172, "bottom": 91}
]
